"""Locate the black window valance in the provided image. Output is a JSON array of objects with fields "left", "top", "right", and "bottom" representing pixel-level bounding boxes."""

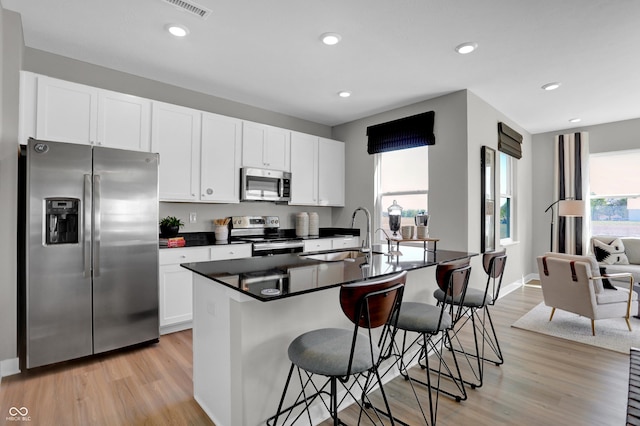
[
  {"left": 366, "top": 111, "right": 435, "bottom": 154},
  {"left": 497, "top": 122, "right": 522, "bottom": 159}
]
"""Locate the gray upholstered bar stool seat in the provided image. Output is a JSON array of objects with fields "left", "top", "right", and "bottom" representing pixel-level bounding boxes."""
[
  {"left": 268, "top": 271, "right": 407, "bottom": 426},
  {"left": 288, "top": 327, "right": 378, "bottom": 377},
  {"left": 433, "top": 249, "right": 507, "bottom": 389}
]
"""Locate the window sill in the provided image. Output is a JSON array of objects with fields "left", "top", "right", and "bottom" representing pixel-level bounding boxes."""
[{"left": 500, "top": 239, "right": 519, "bottom": 247}]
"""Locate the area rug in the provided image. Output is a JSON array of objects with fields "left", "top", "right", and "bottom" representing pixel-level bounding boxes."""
[{"left": 511, "top": 302, "right": 640, "bottom": 354}]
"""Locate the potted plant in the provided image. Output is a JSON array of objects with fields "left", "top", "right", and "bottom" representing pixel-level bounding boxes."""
[{"left": 159, "top": 216, "right": 184, "bottom": 238}]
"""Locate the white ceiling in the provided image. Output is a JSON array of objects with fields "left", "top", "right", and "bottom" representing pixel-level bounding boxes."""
[{"left": 3, "top": 0, "right": 640, "bottom": 134}]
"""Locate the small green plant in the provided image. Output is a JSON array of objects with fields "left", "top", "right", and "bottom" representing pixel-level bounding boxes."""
[{"left": 159, "top": 216, "right": 184, "bottom": 228}]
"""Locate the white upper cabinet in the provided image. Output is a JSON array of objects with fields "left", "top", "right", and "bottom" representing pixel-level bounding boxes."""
[
  {"left": 35, "top": 76, "right": 98, "bottom": 145},
  {"left": 97, "top": 90, "right": 151, "bottom": 151},
  {"left": 151, "top": 102, "right": 201, "bottom": 202},
  {"left": 242, "top": 121, "right": 290, "bottom": 171},
  {"left": 290, "top": 134, "right": 345, "bottom": 207},
  {"left": 200, "top": 112, "right": 242, "bottom": 203},
  {"left": 290, "top": 132, "right": 318, "bottom": 205},
  {"left": 318, "top": 137, "right": 345, "bottom": 206},
  {"left": 22, "top": 73, "right": 151, "bottom": 151}
]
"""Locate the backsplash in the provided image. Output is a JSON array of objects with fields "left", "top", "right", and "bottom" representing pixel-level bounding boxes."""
[{"left": 159, "top": 202, "right": 335, "bottom": 233}]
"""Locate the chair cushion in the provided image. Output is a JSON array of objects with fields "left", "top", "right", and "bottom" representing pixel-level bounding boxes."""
[
  {"left": 395, "top": 302, "right": 451, "bottom": 333},
  {"left": 593, "top": 238, "right": 630, "bottom": 265},
  {"left": 433, "top": 287, "right": 491, "bottom": 308},
  {"left": 595, "top": 287, "right": 637, "bottom": 306},
  {"left": 288, "top": 328, "right": 377, "bottom": 376}
]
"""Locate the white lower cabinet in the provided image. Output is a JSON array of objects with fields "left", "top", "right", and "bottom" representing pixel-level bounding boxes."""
[
  {"left": 303, "top": 238, "right": 333, "bottom": 252},
  {"left": 331, "top": 236, "right": 360, "bottom": 249},
  {"left": 159, "top": 244, "right": 251, "bottom": 334}
]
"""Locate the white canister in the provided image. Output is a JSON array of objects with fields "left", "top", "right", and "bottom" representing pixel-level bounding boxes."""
[
  {"left": 296, "top": 212, "right": 309, "bottom": 237},
  {"left": 214, "top": 225, "right": 229, "bottom": 242},
  {"left": 309, "top": 212, "right": 319, "bottom": 236}
]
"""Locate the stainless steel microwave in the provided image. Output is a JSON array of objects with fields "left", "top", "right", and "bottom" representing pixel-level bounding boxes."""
[{"left": 240, "top": 168, "right": 291, "bottom": 202}]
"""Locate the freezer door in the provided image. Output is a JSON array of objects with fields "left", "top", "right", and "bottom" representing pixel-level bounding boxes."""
[
  {"left": 26, "top": 140, "right": 93, "bottom": 368},
  {"left": 92, "top": 147, "right": 159, "bottom": 353}
]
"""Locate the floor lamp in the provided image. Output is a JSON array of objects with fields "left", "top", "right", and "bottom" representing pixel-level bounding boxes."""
[{"left": 545, "top": 198, "right": 585, "bottom": 252}]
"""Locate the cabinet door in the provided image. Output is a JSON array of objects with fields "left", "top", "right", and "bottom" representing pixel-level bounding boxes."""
[
  {"left": 290, "top": 132, "right": 318, "bottom": 205},
  {"left": 200, "top": 113, "right": 242, "bottom": 202},
  {"left": 303, "top": 238, "right": 333, "bottom": 252},
  {"left": 242, "top": 121, "right": 290, "bottom": 171},
  {"left": 210, "top": 244, "right": 252, "bottom": 260},
  {"left": 97, "top": 90, "right": 151, "bottom": 151},
  {"left": 318, "top": 138, "right": 345, "bottom": 206},
  {"left": 36, "top": 76, "right": 98, "bottom": 145},
  {"left": 331, "top": 236, "right": 360, "bottom": 249},
  {"left": 151, "top": 102, "right": 201, "bottom": 201},
  {"left": 159, "top": 265, "right": 194, "bottom": 327},
  {"left": 241, "top": 122, "right": 265, "bottom": 168},
  {"left": 264, "top": 126, "right": 290, "bottom": 171}
]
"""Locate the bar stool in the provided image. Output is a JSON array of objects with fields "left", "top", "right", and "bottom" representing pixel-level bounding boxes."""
[
  {"left": 267, "top": 271, "right": 407, "bottom": 426},
  {"left": 394, "top": 259, "right": 472, "bottom": 426},
  {"left": 433, "top": 249, "right": 507, "bottom": 389}
]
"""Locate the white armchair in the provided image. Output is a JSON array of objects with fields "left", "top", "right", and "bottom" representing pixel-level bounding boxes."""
[{"left": 536, "top": 252, "right": 636, "bottom": 336}]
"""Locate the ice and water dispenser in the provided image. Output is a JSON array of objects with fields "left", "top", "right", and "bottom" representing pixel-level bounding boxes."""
[{"left": 45, "top": 198, "right": 79, "bottom": 245}]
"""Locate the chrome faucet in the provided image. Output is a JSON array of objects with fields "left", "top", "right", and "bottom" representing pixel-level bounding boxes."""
[{"left": 351, "top": 207, "right": 372, "bottom": 256}]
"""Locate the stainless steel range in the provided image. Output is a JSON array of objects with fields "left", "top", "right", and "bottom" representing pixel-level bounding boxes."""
[{"left": 230, "top": 216, "right": 304, "bottom": 256}]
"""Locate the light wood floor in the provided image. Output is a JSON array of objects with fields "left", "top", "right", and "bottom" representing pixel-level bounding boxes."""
[{"left": 0, "top": 285, "right": 630, "bottom": 425}]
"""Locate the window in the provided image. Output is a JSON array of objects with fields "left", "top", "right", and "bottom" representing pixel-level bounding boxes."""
[
  {"left": 590, "top": 150, "right": 640, "bottom": 236},
  {"left": 375, "top": 146, "right": 428, "bottom": 241},
  {"left": 499, "top": 152, "right": 516, "bottom": 242}
]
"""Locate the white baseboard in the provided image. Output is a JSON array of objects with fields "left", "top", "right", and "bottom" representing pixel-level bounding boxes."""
[
  {"left": 499, "top": 273, "right": 540, "bottom": 299},
  {"left": 1, "top": 357, "right": 21, "bottom": 379},
  {"left": 160, "top": 321, "right": 192, "bottom": 335}
]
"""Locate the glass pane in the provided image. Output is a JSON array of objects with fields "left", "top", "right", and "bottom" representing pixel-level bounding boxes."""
[
  {"left": 499, "top": 153, "right": 509, "bottom": 195},
  {"left": 380, "top": 146, "right": 428, "bottom": 193},
  {"left": 500, "top": 196, "right": 511, "bottom": 239},
  {"left": 379, "top": 194, "right": 428, "bottom": 237},
  {"left": 590, "top": 150, "right": 640, "bottom": 237}
]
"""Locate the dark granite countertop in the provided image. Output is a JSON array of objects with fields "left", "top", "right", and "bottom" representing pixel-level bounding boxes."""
[
  {"left": 160, "top": 228, "right": 360, "bottom": 248},
  {"left": 181, "top": 245, "right": 476, "bottom": 302}
]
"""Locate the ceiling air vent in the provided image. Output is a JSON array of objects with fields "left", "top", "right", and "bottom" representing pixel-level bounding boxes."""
[{"left": 162, "top": 0, "right": 212, "bottom": 19}]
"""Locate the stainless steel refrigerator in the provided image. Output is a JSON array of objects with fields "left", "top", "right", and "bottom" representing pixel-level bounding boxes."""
[{"left": 18, "top": 138, "right": 160, "bottom": 369}]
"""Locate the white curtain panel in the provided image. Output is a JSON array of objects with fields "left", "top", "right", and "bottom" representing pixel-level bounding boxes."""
[{"left": 553, "top": 132, "right": 590, "bottom": 254}]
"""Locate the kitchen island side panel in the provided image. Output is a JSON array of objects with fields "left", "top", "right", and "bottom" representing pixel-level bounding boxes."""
[{"left": 192, "top": 266, "right": 437, "bottom": 426}]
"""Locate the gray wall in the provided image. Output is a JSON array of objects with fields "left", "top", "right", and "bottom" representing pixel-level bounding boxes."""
[
  {"left": 531, "top": 117, "right": 640, "bottom": 266},
  {"left": 0, "top": 8, "right": 23, "bottom": 373},
  {"left": 332, "top": 90, "right": 535, "bottom": 289},
  {"left": 23, "top": 48, "right": 331, "bottom": 138}
]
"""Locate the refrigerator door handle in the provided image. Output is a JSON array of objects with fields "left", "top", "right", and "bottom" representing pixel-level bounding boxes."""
[
  {"left": 93, "top": 174, "right": 101, "bottom": 277},
  {"left": 83, "top": 174, "right": 92, "bottom": 278}
]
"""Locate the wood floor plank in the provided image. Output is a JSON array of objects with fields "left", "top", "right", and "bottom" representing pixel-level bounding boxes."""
[{"left": 0, "top": 286, "right": 631, "bottom": 425}]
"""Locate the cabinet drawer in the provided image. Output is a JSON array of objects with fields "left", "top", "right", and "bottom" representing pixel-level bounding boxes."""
[
  {"left": 159, "top": 247, "right": 210, "bottom": 265},
  {"left": 304, "top": 239, "right": 333, "bottom": 252},
  {"left": 210, "top": 244, "right": 252, "bottom": 261},
  {"left": 332, "top": 236, "right": 360, "bottom": 249}
]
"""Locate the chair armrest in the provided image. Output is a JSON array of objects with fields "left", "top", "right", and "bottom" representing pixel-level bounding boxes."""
[
  {"left": 602, "top": 272, "right": 634, "bottom": 279},
  {"left": 590, "top": 274, "right": 635, "bottom": 318}
]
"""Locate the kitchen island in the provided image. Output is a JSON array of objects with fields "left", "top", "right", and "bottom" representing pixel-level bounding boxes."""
[{"left": 182, "top": 246, "right": 475, "bottom": 426}]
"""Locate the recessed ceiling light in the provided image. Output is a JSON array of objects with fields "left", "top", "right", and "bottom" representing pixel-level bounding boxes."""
[
  {"left": 541, "top": 82, "right": 561, "bottom": 91},
  {"left": 166, "top": 24, "right": 189, "bottom": 37},
  {"left": 455, "top": 42, "right": 478, "bottom": 54},
  {"left": 338, "top": 91, "right": 351, "bottom": 98},
  {"left": 569, "top": 118, "right": 582, "bottom": 123},
  {"left": 320, "top": 33, "right": 342, "bottom": 46}
]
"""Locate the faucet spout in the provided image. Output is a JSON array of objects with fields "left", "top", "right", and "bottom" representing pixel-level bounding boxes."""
[{"left": 351, "top": 207, "right": 372, "bottom": 256}]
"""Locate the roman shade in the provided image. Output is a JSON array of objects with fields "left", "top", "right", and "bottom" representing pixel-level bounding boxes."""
[
  {"left": 497, "top": 122, "right": 522, "bottom": 159},
  {"left": 366, "top": 111, "right": 435, "bottom": 154}
]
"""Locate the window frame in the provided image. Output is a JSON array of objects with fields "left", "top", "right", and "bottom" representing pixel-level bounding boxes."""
[
  {"left": 374, "top": 147, "right": 429, "bottom": 243},
  {"left": 499, "top": 152, "right": 517, "bottom": 244}
]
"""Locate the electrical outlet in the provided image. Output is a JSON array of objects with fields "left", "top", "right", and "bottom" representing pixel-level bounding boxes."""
[{"left": 189, "top": 212, "right": 197, "bottom": 223}]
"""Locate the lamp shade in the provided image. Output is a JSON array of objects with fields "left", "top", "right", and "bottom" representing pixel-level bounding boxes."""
[{"left": 558, "top": 199, "right": 585, "bottom": 217}]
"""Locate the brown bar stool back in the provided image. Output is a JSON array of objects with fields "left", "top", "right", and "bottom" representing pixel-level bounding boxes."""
[{"left": 267, "top": 270, "right": 407, "bottom": 426}]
